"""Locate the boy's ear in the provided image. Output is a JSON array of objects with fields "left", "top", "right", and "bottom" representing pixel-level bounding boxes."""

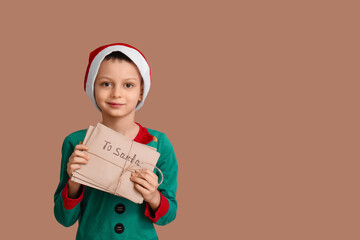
[{"left": 139, "top": 81, "right": 144, "bottom": 101}]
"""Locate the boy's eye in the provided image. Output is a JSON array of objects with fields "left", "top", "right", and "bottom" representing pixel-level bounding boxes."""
[
  {"left": 125, "top": 83, "right": 134, "bottom": 88},
  {"left": 101, "top": 82, "right": 111, "bottom": 87}
]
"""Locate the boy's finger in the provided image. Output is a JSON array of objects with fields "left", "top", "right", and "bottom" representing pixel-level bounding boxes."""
[
  {"left": 74, "top": 144, "right": 89, "bottom": 151},
  {"left": 70, "top": 164, "right": 82, "bottom": 172},
  {"left": 134, "top": 183, "right": 150, "bottom": 195},
  {"left": 131, "top": 176, "right": 152, "bottom": 190},
  {"left": 137, "top": 169, "right": 157, "bottom": 178},
  {"left": 74, "top": 150, "right": 90, "bottom": 159},
  {"left": 72, "top": 156, "right": 89, "bottom": 164},
  {"left": 76, "top": 142, "right": 88, "bottom": 147},
  {"left": 133, "top": 171, "right": 158, "bottom": 186},
  {"left": 136, "top": 169, "right": 157, "bottom": 180}
]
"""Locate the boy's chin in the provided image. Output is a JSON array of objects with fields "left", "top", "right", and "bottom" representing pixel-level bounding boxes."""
[{"left": 101, "top": 109, "right": 136, "bottom": 118}]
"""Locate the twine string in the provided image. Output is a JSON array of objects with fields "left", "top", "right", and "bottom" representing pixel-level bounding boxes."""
[
  {"left": 84, "top": 145, "right": 164, "bottom": 195},
  {"left": 114, "top": 141, "right": 134, "bottom": 195}
]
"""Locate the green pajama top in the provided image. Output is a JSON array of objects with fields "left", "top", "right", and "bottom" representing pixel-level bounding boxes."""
[{"left": 53, "top": 123, "right": 178, "bottom": 240}]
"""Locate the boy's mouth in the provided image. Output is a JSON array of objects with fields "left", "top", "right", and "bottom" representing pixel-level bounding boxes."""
[{"left": 107, "top": 102, "right": 124, "bottom": 108}]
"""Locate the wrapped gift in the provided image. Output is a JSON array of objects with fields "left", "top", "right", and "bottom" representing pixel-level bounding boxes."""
[{"left": 71, "top": 122, "right": 160, "bottom": 204}]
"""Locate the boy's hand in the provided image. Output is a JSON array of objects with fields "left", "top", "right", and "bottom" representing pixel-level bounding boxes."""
[
  {"left": 130, "top": 169, "right": 161, "bottom": 211},
  {"left": 67, "top": 141, "right": 90, "bottom": 179},
  {"left": 66, "top": 141, "right": 89, "bottom": 198}
]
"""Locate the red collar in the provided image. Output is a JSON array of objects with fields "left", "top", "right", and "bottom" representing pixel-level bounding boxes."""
[{"left": 134, "top": 122, "right": 154, "bottom": 144}]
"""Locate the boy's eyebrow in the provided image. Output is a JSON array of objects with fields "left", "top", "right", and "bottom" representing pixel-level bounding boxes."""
[{"left": 96, "top": 76, "right": 113, "bottom": 81}]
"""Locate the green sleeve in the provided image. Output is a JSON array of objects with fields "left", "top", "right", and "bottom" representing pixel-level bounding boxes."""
[
  {"left": 154, "top": 133, "right": 178, "bottom": 226},
  {"left": 53, "top": 136, "right": 82, "bottom": 227}
]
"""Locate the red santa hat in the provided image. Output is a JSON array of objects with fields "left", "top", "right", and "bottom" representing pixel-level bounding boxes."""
[{"left": 84, "top": 43, "right": 151, "bottom": 111}]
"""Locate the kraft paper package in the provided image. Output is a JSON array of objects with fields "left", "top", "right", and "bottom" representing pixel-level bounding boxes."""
[{"left": 71, "top": 122, "right": 160, "bottom": 204}]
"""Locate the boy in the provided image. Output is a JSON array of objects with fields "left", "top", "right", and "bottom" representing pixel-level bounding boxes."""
[{"left": 53, "top": 43, "right": 178, "bottom": 240}]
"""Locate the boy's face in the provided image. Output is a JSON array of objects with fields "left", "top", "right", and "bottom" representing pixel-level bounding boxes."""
[{"left": 94, "top": 59, "right": 143, "bottom": 119}]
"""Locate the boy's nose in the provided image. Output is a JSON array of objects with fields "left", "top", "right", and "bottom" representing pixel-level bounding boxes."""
[{"left": 111, "top": 86, "right": 123, "bottom": 98}]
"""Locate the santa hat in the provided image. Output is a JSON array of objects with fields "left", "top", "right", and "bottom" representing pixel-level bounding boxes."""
[{"left": 84, "top": 43, "right": 151, "bottom": 111}]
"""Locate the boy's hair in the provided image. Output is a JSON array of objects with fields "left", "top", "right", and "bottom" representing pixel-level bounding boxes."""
[
  {"left": 103, "top": 51, "right": 133, "bottom": 63},
  {"left": 103, "top": 51, "right": 144, "bottom": 105}
]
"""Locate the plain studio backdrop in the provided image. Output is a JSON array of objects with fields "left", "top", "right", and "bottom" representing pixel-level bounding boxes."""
[{"left": 0, "top": 1, "right": 359, "bottom": 239}]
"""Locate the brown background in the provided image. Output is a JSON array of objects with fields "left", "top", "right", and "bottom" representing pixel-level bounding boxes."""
[{"left": 0, "top": 0, "right": 359, "bottom": 239}]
